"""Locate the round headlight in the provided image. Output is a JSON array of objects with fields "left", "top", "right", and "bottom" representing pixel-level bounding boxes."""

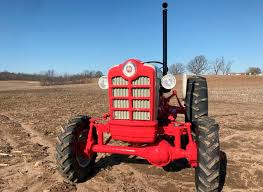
[
  {"left": 161, "top": 74, "right": 176, "bottom": 89},
  {"left": 98, "top": 76, "right": 109, "bottom": 89},
  {"left": 123, "top": 62, "right": 136, "bottom": 77}
]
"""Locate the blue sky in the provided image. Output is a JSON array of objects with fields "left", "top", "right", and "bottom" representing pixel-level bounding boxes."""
[{"left": 0, "top": 0, "right": 262, "bottom": 74}]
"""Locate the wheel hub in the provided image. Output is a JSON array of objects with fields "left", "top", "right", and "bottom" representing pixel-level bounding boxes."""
[{"left": 75, "top": 129, "right": 91, "bottom": 168}]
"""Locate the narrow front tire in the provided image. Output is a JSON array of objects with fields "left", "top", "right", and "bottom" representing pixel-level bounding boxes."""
[{"left": 56, "top": 115, "right": 97, "bottom": 183}]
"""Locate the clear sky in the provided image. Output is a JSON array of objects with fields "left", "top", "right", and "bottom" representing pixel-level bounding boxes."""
[{"left": 0, "top": 0, "right": 262, "bottom": 74}]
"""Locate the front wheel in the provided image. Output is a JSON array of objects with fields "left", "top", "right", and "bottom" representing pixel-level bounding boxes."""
[
  {"left": 195, "top": 116, "right": 220, "bottom": 192},
  {"left": 56, "top": 115, "right": 97, "bottom": 183}
]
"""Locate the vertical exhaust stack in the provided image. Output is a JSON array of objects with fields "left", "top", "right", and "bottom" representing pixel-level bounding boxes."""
[{"left": 162, "top": 2, "right": 168, "bottom": 76}]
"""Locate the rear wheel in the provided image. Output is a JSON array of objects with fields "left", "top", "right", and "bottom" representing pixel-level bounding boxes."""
[
  {"left": 195, "top": 116, "right": 220, "bottom": 192},
  {"left": 56, "top": 115, "right": 97, "bottom": 182},
  {"left": 185, "top": 76, "right": 208, "bottom": 125}
]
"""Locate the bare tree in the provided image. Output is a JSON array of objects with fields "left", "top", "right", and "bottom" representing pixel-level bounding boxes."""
[
  {"left": 46, "top": 69, "right": 55, "bottom": 78},
  {"left": 82, "top": 70, "right": 91, "bottom": 78},
  {"left": 187, "top": 55, "right": 209, "bottom": 75},
  {"left": 247, "top": 67, "right": 261, "bottom": 75},
  {"left": 95, "top": 71, "right": 103, "bottom": 77},
  {"left": 212, "top": 57, "right": 224, "bottom": 75},
  {"left": 221, "top": 61, "right": 233, "bottom": 75},
  {"left": 169, "top": 63, "right": 185, "bottom": 75}
]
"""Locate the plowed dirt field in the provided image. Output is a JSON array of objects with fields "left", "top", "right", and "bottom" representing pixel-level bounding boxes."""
[{"left": 0, "top": 76, "right": 262, "bottom": 192}]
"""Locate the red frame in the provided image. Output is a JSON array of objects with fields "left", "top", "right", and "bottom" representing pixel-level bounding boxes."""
[{"left": 82, "top": 59, "right": 197, "bottom": 168}]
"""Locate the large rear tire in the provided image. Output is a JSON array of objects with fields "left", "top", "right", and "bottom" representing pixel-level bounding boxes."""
[
  {"left": 185, "top": 76, "right": 208, "bottom": 124},
  {"left": 195, "top": 116, "right": 220, "bottom": 192},
  {"left": 56, "top": 115, "right": 97, "bottom": 183}
]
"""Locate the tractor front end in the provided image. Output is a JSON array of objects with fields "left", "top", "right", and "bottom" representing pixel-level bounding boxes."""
[
  {"left": 56, "top": 2, "right": 222, "bottom": 191},
  {"left": 79, "top": 58, "right": 197, "bottom": 168}
]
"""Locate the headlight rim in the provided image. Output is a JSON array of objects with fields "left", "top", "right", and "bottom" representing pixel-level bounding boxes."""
[
  {"left": 98, "top": 76, "right": 109, "bottom": 89},
  {"left": 161, "top": 73, "right": 176, "bottom": 89}
]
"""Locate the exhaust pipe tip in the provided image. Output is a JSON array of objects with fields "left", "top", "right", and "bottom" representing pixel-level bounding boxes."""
[
  {"left": 162, "top": 2, "right": 168, "bottom": 76},
  {"left": 162, "top": 2, "right": 168, "bottom": 9}
]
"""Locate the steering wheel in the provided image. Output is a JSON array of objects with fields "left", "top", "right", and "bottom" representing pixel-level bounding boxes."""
[
  {"left": 143, "top": 61, "right": 164, "bottom": 71},
  {"left": 143, "top": 61, "right": 163, "bottom": 65}
]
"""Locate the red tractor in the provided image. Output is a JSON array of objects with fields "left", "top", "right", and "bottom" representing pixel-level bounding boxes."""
[{"left": 56, "top": 3, "right": 221, "bottom": 191}]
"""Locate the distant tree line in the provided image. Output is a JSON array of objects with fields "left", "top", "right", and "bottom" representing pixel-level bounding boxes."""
[
  {"left": 169, "top": 55, "right": 234, "bottom": 75},
  {"left": 169, "top": 55, "right": 262, "bottom": 76},
  {"left": 0, "top": 70, "right": 103, "bottom": 86},
  {"left": 0, "top": 71, "right": 44, "bottom": 81}
]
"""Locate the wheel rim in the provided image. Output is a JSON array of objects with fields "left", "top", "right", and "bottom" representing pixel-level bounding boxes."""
[{"left": 75, "top": 129, "right": 91, "bottom": 168}]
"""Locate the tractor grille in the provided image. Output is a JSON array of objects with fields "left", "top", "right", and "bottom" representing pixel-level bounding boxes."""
[{"left": 111, "top": 76, "right": 151, "bottom": 120}]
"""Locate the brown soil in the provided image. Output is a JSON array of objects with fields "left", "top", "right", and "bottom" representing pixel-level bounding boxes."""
[{"left": 0, "top": 76, "right": 262, "bottom": 192}]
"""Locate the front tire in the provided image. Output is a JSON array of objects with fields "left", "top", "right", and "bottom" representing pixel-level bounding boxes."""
[
  {"left": 56, "top": 115, "right": 97, "bottom": 182},
  {"left": 195, "top": 116, "right": 220, "bottom": 192}
]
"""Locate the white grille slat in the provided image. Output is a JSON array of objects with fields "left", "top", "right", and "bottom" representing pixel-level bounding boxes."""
[
  {"left": 133, "top": 100, "right": 149, "bottom": 109},
  {"left": 113, "top": 100, "right": 129, "bottom": 108},
  {"left": 133, "top": 111, "right": 150, "bottom": 120},
  {"left": 112, "top": 76, "right": 128, "bottom": 85},
  {"left": 132, "top": 76, "right": 150, "bottom": 85},
  {"left": 112, "top": 88, "right": 128, "bottom": 97},
  {"left": 132, "top": 88, "right": 150, "bottom": 97},
  {"left": 114, "top": 111, "right": 129, "bottom": 120}
]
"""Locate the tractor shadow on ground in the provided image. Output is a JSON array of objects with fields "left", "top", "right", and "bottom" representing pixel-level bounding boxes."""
[
  {"left": 94, "top": 153, "right": 190, "bottom": 174},
  {"left": 219, "top": 151, "right": 227, "bottom": 192},
  {"left": 93, "top": 151, "right": 227, "bottom": 190},
  {"left": 94, "top": 154, "right": 149, "bottom": 173},
  {"left": 162, "top": 158, "right": 190, "bottom": 172}
]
